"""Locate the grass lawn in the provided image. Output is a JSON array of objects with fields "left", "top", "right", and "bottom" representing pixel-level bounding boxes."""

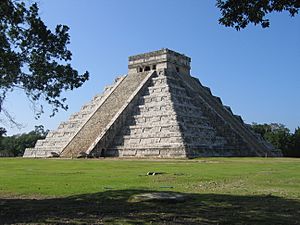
[{"left": 0, "top": 157, "right": 299, "bottom": 224}]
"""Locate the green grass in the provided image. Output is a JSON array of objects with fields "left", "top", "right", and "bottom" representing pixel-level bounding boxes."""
[{"left": 0, "top": 157, "right": 299, "bottom": 224}]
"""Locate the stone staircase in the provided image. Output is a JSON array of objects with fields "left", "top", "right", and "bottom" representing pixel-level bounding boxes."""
[
  {"left": 60, "top": 71, "right": 154, "bottom": 157},
  {"left": 23, "top": 76, "right": 125, "bottom": 158},
  {"left": 107, "top": 70, "right": 186, "bottom": 157},
  {"left": 105, "top": 69, "right": 230, "bottom": 158}
]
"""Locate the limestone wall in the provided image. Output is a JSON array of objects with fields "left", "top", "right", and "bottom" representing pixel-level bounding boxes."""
[
  {"left": 61, "top": 71, "right": 152, "bottom": 157},
  {"left": 104, "top": 68, "right": 281, "bottom": 158},
  {"left": 105, "top": 70, "right": 184, "bottom": 157},
  {"left": 87, "top": 70, "right": 156, "bottom": 156},
  {"left": 174, "top": 70, "right": 281, "bottom": 157},
  {"left": 23, "top": 76, "right": 125, "bottom": 157},
  {"left": 105, "top": 69, "right": 228, "bottom": 158}
]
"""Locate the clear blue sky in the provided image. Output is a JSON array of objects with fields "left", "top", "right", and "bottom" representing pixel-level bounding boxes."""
[{"left": 5, "top": 0, "right": 300, "bottom": 135}]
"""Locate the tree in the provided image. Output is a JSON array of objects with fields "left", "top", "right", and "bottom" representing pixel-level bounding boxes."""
[
  {"left": 0, "top": 125, "right": 47, "bottom": 156},
  {"left": 251, "top": 122, "right": 300, "bottom": 157},
  {"left": 288, "top": 127, "right": 300, "bottom": 157},
  {"left": 33, "top": 124, "right": 48, "bottom": 137},
  {"left": 0, "top": 127, "right": 7, "bottom": 150},
  {"left": 264, "top": 123, "right": 291, "bottom": 154},
  {"left": 0, "top": 0, "right": 89, "bottom": 123},
  {"left": 0, "top": 127, "right": 6, "bottom": 137},
  {"left": 251, "top": 123, "right": 272, "bottom": 137},
  {"left": 216, "top": 0, "right": 300, "bottom": 30}
]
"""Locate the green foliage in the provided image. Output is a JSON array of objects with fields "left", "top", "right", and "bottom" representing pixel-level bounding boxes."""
[
  {"left": 0, "top": 127, "right": 6, "bottom": 137},
  {"left": 216, "top": 0, "right": 300, "bottom": 30},
  {"left": 0, "top": 127, "right": 7, "bottom": 156},
  {"left": 251, "top": 123, "right": 300, "bottom": 157},
  {"left": 0, "top": 125, "right": 48, "bottom": 156},
  {"left": 288, "top": 127, "right": 300, "bottom": 157},
  {"left": 0, "top": 0, "right": 89, "bottom": 120}
]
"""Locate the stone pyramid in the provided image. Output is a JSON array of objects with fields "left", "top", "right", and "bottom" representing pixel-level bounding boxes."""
[{"left": 23, "top": 49, "right": 281, "bottom": 158}]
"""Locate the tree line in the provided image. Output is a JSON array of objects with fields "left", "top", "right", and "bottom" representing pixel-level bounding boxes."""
[
  {"left": 0, "top": 125, "right": 48, "bottom": 157},
  {"left": 251, "top": 123, "right": 300, "bottom": 157},
  {"left": 0, "top": 123, "right": 299, "bottom": 157}
]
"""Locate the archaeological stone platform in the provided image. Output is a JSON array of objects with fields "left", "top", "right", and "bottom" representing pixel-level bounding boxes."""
[{"left": 23, "top": 49, "right": 282, "bottom": 158}]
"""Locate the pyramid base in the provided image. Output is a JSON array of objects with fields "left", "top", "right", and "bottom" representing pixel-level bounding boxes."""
[
  {"left": 92, "top": 147, "right": 187, "bottom": 158},
  {"left": 89, "top": 147, "right": 277, "bottom": 159}
]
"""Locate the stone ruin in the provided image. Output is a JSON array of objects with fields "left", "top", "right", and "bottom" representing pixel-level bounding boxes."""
[{"left": 23, "top": 49, "right": 282, "bottom": 158}]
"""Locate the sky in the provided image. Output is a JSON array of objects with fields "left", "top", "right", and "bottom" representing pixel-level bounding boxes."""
[{"left": 4, "top": 0, "right": 300, "bottom": 135}]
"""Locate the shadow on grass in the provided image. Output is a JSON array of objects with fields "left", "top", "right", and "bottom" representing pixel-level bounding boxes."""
[{"left": 0, "top": 190, "right": 299, "bottom": 224}]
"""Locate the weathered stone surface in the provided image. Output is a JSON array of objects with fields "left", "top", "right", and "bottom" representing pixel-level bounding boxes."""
[
  {"left": 23, "top": 76, "right": 125, "bottom": 158},
  {"left": 77, "top": 152, "right": 88, "bottom": 158},
  {"left": 50, "top": 152, "right": 60, "bottom": 158},
  {"left": 61, "top": 71, "right": 154, "bottom": 158},
  {"left": 24, "top": 49, "right": 282, "bottom": 158}
]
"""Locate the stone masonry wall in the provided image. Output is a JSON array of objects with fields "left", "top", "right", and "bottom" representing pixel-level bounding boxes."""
[
  {"left": 106, "top": 69, "right": 186, "bottom": 158},
  {"left": 174, "top": 71, "right": 282, "bottom": 157},
  {"left": 61, "top": 71, "right": 151, "bottom": 157},
  {"left": 105, "top": 68, "right": 281, "bottom": 158},
  {"left": 87, "top": 71, "right": 156, "bottom": 156},
  {"left": 106, "top": 69, "right": 229, "bottom": 158},
  {"left": 23, "top": 77, "right": 124, "bottom": 158}
]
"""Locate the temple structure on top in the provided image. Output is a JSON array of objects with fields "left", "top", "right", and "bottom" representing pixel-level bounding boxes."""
[{"left": 23, "top": 49, "right": 281, "bottom": 158}]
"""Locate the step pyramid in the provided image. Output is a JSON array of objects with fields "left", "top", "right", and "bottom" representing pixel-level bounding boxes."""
[{"left": 23, "top": 49, "right": 282, "bottom": 158}]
